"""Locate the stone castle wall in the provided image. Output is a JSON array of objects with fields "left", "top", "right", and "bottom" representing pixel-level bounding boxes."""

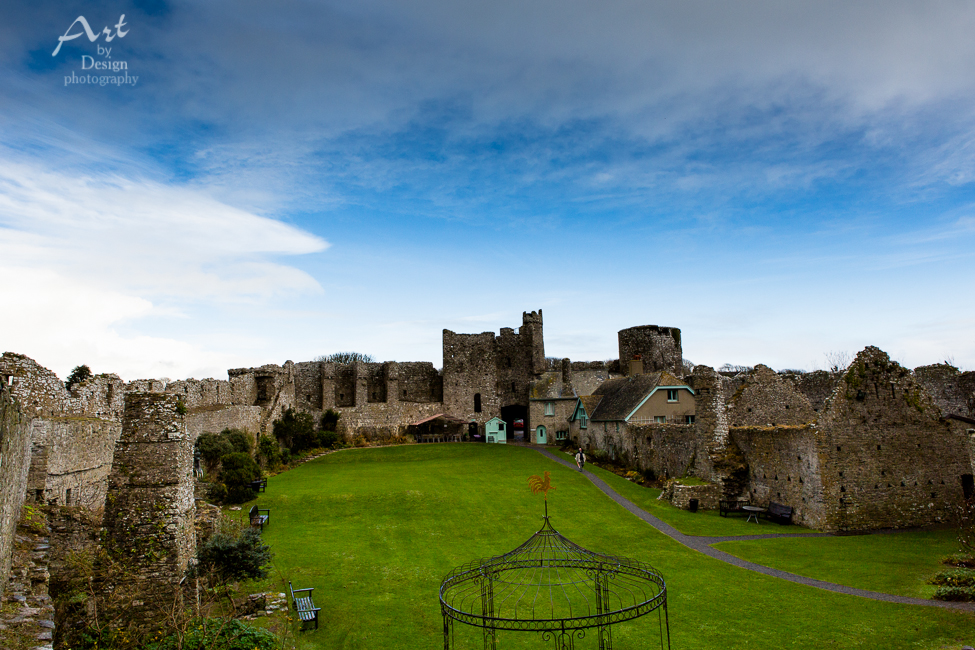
[
  {"left": 443, "top": 330, "right": 499, "bottom": 426},
  {"left": 791, "top": 370, "right": 838, "bottom": 413},
  {"left": 102, "top": 392, "right": 195, "bottom": 622},
  {"left": 730, "top": 425, "right": 825, "bottom": 528},
  {"left": 729, "top": 365, "right": 817, "bottom": 427},
  {"left": 914, "top": 363, "right": 975, "bottom": 418},
  {"left": 1, "top": 354, "right": 123, "bottom": 511},
  {"left": 0, "top": 381, "right": 31, "bottom": 598},
  {"left": 815, "top": 348, "right": 970, "bottom": 532}
]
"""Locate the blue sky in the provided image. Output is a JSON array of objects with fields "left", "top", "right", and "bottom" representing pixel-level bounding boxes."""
[{"left": 1, "top": 0, "right": 974, "bottom": 380}]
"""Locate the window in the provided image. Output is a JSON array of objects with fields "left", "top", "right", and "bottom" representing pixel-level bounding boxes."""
[
  {"left": 556, "top": 430, "right": 567, "bottom": 441},
  {"left": 545, "top": 402, "right": 555, "bottom": 416},
  {"left": 580, "top": 414, "right": 588, "bottom": 429},
  {"left": 474, "top": 393, "right": 482, "bottom": 413},
  {"left": 685, "top": 415, "right": 695, "bottom": 424},
  {"left": 667, "top": 389, "right": 678, "bottom": 402},
  {"left": 65, "top": 489, "right": 72, "bottom": 506},
  {"left": 653, "top": 416, "right": 667, "bottom": 423}
]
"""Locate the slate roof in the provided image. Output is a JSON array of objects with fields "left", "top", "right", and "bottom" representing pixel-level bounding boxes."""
[
  {"left": 588, "top": 372, "right": 663, "bottom": 421},
  {"left": 575, "top": 395, "right": 603, "bottom": 419}
]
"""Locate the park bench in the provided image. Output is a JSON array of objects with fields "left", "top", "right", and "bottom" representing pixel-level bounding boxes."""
[
  {"left": 289, "top": 581, "right": 321, "bottom": 630},
  {"left": 248, "top": 477, "right": 267, "bottom": 493},
  {"left": 719, "top": 499, "right": 748, "bottom": 517},
  {"left": 249, "top": 504, "right": 270, "bottom": 530},
  {"left": 764, "top": 502, "right": 793, "bottom": 525}
]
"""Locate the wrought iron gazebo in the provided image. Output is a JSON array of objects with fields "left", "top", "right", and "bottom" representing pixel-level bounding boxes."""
[{"left": 439, "top": 502, "right": 670, "bottom": 650}]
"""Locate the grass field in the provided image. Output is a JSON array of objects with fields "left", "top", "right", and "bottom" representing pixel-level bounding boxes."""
[
  {"left": 713, "top": 529, "right": 960, "bottom": 599},
  {"left": 568, "top": 455, "right": 819, "bottom": 537},
  {"left": 243, "top": 444, "right": 975, "bottom": 649}
]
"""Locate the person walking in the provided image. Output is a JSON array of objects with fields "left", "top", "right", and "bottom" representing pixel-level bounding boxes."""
[{"left": 574, "top": 447, "right": 586, "bottom": 472}]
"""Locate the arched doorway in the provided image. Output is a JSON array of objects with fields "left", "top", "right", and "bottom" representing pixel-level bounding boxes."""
[
  {"left": 536, "top": 426, "right": 547, "bottom": 445},
  {"left": 500, "top": 404, "right": 528, "bottom": 442}
]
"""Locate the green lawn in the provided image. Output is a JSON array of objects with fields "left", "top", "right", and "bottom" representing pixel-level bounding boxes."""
[
  {"left": 575, "top": 454, "right": 818, "bottom": 537},
  {"left": 713, "top": 529, "right": 962, "bottom": 599},
  {"left": 244, "top": 444, "right": 975, "bottom": 649}
]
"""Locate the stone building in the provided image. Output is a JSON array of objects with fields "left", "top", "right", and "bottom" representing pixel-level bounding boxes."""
[{"left": 0, "top": 353, "right": 124, "bottom": 511}]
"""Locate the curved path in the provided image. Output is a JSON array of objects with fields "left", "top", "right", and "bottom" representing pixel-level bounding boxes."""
[{"left": 533, "top": 446, "right": 975, "bottom": 613}]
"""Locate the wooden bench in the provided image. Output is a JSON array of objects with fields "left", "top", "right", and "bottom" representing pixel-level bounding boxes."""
[
  {"left": 289, "top": 581, "right": 321, "bottom": 630},
  {"left": 719, "top": 499, "right": 748, "bottom": 517},
  {"left": 764, "top": 502, "right": 793, "bottom": 524},
  {"left": 248, "top": 478, "right": 267, "bottom": 493},
  {"left": 249, "top": 505, "right": 269, "bottom": 530}
]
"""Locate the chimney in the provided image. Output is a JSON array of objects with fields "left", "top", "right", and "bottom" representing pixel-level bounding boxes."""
[{"left": 628, "top": 354, "right": 644, "bottom": 376}]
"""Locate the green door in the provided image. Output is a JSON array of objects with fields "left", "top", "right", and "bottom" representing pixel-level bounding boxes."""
[{"left": 536, "top": 426, "right": 547, "bottom": 445}]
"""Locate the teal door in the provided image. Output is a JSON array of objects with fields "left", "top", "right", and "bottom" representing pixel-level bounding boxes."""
[{"left": 536, "top": 426, "right": 547, "bottom": 445}]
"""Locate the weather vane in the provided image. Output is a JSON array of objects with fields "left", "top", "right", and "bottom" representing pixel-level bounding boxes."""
[{"left": 528, "top": 471, "right": 556, "bottom": 518}]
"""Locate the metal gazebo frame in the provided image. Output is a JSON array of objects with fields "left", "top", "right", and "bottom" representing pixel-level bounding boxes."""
[{"left": 439, "top": 504, "right": 670, "bottom": 650}]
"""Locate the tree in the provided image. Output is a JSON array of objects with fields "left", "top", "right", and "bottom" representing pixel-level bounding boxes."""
[
  {"left": 272, "top": 408, "right": 317, "bottom": 452},
  {"left": 222, "top": 428, "right": 252, "bottom": 454},
  {"left": 195, "top": 432, "right": 234, "bottom": 476},
  {"left": 220, "top": 452, "right": 262, "bottom": 504},
  {"left": 65, "top": 364, "right": 92, "bottom": 390},
  {"left": 321, "top": 409, "right": 340, "bottom": 431},
  {"left": 719, "top": 364, "right": 752, "bottom": 374},
  {"left": 314, "top": 352, "right": 375, "bottom": 364},
  {"left": 195, "top": 527, "right": 272, "bottom": 583},
  {"left": 825, "top": 351, "right": 852, "bottom": 375}
]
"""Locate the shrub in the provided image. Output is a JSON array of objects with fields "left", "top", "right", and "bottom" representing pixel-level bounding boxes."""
[
  {"left": 65, "top": 364, "right": 93, "bottom": 391},
  {"left": 318, "top": 430, "right": 340, "bottom": 449},
  {"left": 322, "top": 408, "right": 340, "bottom": 431},
  {"left": 942, "top": 553, "right": 975, "bottom": 568},
  {"left": 145, "top": 618, "right": 276, "bottom": 650},
  {"left": 273, "top": 408, "right": 317, "bottom": 452},
  {"left": 255, "top": 435, "right": 280, "bottom": 470},
  {"left": 196, "top": 432, "right": 234, "bottom": 472},
  {"left": 220, "top": 453, "right": 261, "bottom": 504},
  {"left": 222, "top": 428, "right": 252, "bottom": 454},
  {"left": 933, "top": 585, "right": 975, "bottom": 601},
  {"left": 929, "top": 568, "right": 975, "bottom": 587},
  {"left": 194, "top": 528, "right": 272, "bottom": 583},
  {"left": 205, "top": 482, "right": 228, "bottom": 504}
]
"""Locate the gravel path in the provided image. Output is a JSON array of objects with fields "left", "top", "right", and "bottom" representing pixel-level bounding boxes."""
[{"left": 533, "top": 446, "right": 975, "bottom": 613}]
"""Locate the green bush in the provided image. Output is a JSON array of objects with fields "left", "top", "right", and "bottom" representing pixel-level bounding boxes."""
[
  {"left": 65, "top": 364, "right": 93, "bottom": 391},
  {"left": 222, "top": 428, "right": 252, "bottom": 454},
  {"left": 942, "top": 553, "right": 975, "bottom": 568},
  {"left": 196, "top": 432, "right": 234, "bottom": 473},
  {"left": 273, "top": 408, "right": 317, "bottom": 452},
  {"left": 255, "top": 435, "right": 280, "bottom": 470},
  {"left": 205, "top": 482, "right": 228, "bottom": 504},
  {"left": 319, "top": 430, "right": 340, "bottom": 449},
  {"left": 194, "top": 528, "right": 272, "bottom": 583},
  {"left": 322, "top": 408, "right": 340, "bottom": 431},
  {"left": 220, "top": 453, "right": 261, "bottom": 504},
  {"left": 929, "top": 568, "right": 975, "bottom": 587},
  {"left": 933, "top": 585, "right": 975, "bottom": 601},
  {"left": 145, "top": 618, "right": 275, "bottom": 650}
]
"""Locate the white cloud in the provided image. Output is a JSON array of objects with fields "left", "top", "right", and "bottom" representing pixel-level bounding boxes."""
[{"left": 0, "top": 152, "right": 331, "bottom": 379}]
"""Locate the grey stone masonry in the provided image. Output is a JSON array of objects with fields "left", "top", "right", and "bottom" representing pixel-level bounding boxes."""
[
  {"left": 0, "top": 381, "right": 31, "bottom": 599},
  {"left": 102, "top": 392, "right": 195, "bottom": 624}
]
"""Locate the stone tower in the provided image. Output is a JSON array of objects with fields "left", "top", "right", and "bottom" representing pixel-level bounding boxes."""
[
  {"left": 618, "top": 325, "right": 683, "bottom": 377},
  {"left": 520, "top": 310, "right": 545, "bottom": 375},
  {"left": 102, "top": 392, "right": 195, "bottom": 625}
]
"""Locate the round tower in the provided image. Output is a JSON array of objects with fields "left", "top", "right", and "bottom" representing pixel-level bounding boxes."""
[{"left": 618, "top": 325, "right": 682, "bottom": 376}]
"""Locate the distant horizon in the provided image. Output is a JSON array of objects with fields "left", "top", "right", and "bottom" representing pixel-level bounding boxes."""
[{"left": 3, "top": 2, "right": 974, "bottom": 381}]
